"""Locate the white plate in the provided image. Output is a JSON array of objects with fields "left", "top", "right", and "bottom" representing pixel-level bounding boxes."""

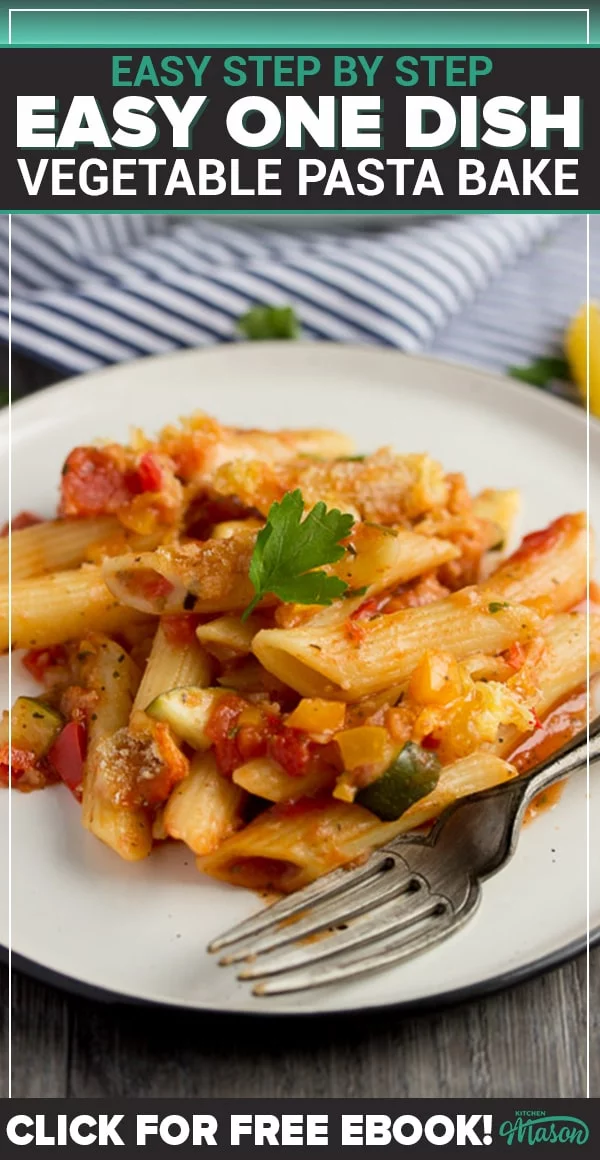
[{"left": 1, "top": 342, "right": 598, "bottom": 1015}]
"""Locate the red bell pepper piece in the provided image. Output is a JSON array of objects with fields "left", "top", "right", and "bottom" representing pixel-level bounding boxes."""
[{"left": 47, "top": 721, "right": 87, "bottom": 799}]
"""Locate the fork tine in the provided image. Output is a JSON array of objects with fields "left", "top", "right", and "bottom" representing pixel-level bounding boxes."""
[
  {"left": 220, "top": 864, "right": 423, "bottom": 965},
  {"left": 238, "top": 886, "right": 442, "bottom": 980},
  {"left": 252, "top": 886, "right": 480, "bottom": 996},
  {"left": 208, "top": 852, "right": 397, "bottom": 953}
]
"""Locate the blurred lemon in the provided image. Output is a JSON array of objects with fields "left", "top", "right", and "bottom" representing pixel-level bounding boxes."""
[{"left": 565, "top": 302, "right": 600, "bottom": 417}]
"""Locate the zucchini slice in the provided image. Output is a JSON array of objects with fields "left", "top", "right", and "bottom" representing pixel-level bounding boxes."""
[
  {"left": 356, "top": 741, "right": 441, "bottom": 821},
  {"left": 145, "top": 686, "right": 228, "bottom": 749},
  {"left": 0, "top": 697, "right": 64, "bottom": 758}
]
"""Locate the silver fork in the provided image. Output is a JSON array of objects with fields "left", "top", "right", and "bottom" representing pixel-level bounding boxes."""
[{"left": 208, "top": 717, "right": 600, "bottom": 996}]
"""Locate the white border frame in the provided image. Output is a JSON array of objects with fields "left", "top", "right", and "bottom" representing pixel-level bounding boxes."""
[{"left": 3, "top": 2, "right": 594, "bottom": 1104}]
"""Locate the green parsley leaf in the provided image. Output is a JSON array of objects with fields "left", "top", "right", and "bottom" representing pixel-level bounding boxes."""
[
  {"left": 488, "top": 601, "right": 510, "bottom": 613},
  {"left": 243, "top": 489, "right": 355, "bottom": 620},
  {"left": 508, "top": 356, "right": 570, "bottom": 389},
  {"left": 237, "top": 304, "right": 300, "bottom": 341}
]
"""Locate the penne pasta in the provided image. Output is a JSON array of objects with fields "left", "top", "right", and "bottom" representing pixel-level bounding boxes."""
[
  {"left": 3, "top": 408, "right": 593, "bottom": 907},
  {"left": 0, "top": 515, "right": 121, "bottom": 583},
  {"left": 333, "top": 524, "right": 458, "bottom": 601},
  {"left": 272, "top": 526, "right": 458, "bottom": 631},
  {"left": 163, "top": 751, "right": 245, "bottom": 855},
  {"left": 347, "top": 753, "right": 517, "bottom": 854},
  {"left": 195, "top": 614, "right": 262, "bottom": 658},
  {"left": 198, "top": 797, "right": 380, "bottom": 892},
  {"left": 132, "top": 619, "right": 212, "bottom": 713},
  {"left": 253, "top": 592, "right": 541, "bottom": 700},
  {"left": 102, "top": 535, "right": 259, "bottom": 616},
  {"left": 1, "top": 565, "right": 150, "bottom": 651},
  {"left": 492, "top": 612, "right": 600, "bottom": 758},
  {"left": 200, "top": 753, "right": 516, "bottom": 891},
  {"left": 232, "top": 756, "right": 337, "bottom": 802},
  {"left": 482, "top": 512, "right": 588, "bottom": 613},
  {"left": 79, "top": 635, "right": 153, "bottom": 862}
]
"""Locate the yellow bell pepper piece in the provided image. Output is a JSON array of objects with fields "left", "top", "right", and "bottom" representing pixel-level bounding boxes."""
[
  {"left": 285, "top": 698, "right": 346, "bottom": 736},
  {"left": 335, "top": 725, "right": 391, "bottom": 770},
  {"left": 409, "top": 650, "right": 463, "bottom": 706},
  {"left": 565, "top": 302, "right": 600, "bottom": 418}
]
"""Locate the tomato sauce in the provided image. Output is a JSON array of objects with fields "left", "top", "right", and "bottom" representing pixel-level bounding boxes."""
[
  {"left": 206, "top": 695, "right": 318, "bottom": 779},
  {"left": 509, "top": 688, "right": 587, "bottom": 774},
  {"left": 161, "top": 614, "right": 201, "bottom": 648},
  {"left": 508, "top": 687, "right": 588, "bottom": 825},
  {"left": 524, "top": 781, "right": 565, "bottom": 825},
  {"left": 505, "top": 514, "right": 570, "bottom": 566}
]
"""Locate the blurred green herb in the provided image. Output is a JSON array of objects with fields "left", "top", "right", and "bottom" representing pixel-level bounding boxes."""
[
  {"left": 237, "top": 304, "right": 300, "bottom": 341},
  {"left": 508, "top": 356, "right": 569, "bottom": 389}
]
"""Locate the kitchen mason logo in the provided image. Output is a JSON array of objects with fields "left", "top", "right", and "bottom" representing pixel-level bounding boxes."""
[{"left": 499, "top": 1111, "right": 590, "bottom": 1146}]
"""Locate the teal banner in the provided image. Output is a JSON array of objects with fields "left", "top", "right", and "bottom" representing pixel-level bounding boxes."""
[{"left": 0, "top": 1, "right": 597, "bottom": 47}]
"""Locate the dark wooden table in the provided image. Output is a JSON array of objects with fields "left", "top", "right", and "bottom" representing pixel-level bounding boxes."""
[{"left": 2, "top": 353, "right": 598, "bottom": 1099}]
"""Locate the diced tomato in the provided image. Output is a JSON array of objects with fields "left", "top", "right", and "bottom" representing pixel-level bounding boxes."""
[
  {"left": 0, "top": 744, "right": 36, "bottom": 786},
  {"left": 22, "top": 645, "right": 68, "bottom": 684},
  {"left": 268, "top": 728, "right": 313, "bottom": 777},
  {"left": 206, "top": 694, "right": 317, "bottom": 778},
  {"left": 421, "top": 733, "right": 441, "bottom": 750},
  {"left": 1, "top": 511, "right": 44, "bottom": 537},
  {"left": 47, "top": 721, "right": 86, "bottom": 799},
  {"left": 236, "top": 724, "right": 268, "bottom": 763},
  {"left": 59, "top": 447, "right": 132, "bottom": 517},
  {"left": 206, "top": 694, "right": 248, "bottom": 777},
  {"left": 161, "top": 614, "right": 201, "bottom": 648}
]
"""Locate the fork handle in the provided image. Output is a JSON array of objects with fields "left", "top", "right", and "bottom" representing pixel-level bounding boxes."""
[{"left": 422, "top": 716, "right": 600, "bottom": 881}]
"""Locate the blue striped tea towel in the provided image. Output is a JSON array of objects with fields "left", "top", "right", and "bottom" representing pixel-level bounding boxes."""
[{"left": 0, "top": 213, "right": 561, "bottom": 377}]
